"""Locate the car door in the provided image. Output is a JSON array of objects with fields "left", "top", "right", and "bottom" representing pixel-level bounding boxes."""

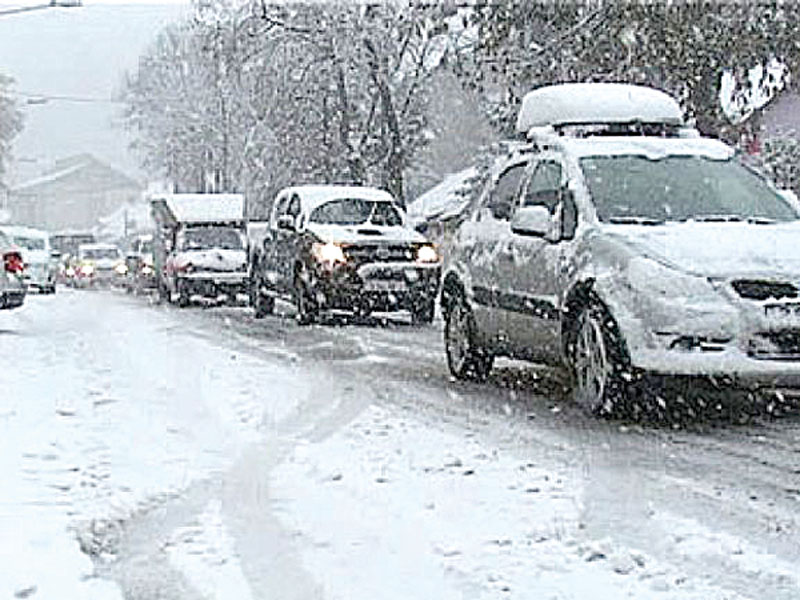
[
  {"left": 459, "top": 159, "right": 527, "bottom": 350},
  {"left": 274, "top": 193, "right": 302, "bottom": 295},
  {"left": 504, "top": 156, "right": 573, "bottom": 364}
]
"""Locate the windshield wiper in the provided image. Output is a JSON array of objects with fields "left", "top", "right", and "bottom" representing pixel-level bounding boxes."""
[{"left": 608, "top": 216, "right": 666, "bottom": 225}]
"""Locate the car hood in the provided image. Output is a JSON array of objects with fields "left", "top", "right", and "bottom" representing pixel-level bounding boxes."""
[
  {"left": 600, "top": 220, "right": 800, "bottom": 278},
  {"left": 307, "top": 223, "right": 426, "bottom": 245},
  {"left": 173, "top": 248, "right": 245, "bottom": 270},
  {"left": 85, "top": 257, "right": 119, "bottom": 269}
]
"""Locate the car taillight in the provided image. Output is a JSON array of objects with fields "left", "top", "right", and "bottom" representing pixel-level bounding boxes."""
[{"left": 4, "top": 252, "right": 24, "bottom": 274}]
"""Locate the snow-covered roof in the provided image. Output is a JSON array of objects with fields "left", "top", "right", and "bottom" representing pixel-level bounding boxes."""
[
  {"left": 561, "top": 136, "right": 734, "bottom": 160},
  {"left": 407, "top": 168, "right": 479, "bottom": 224},
  {"left": 151, "top": 193, "right": 245, "bottom": 224},
  {"left": 516, "top": 83, "right": 683, "bottom": 134},
  {"left": 0, "top": 225, "right": 50, "bottom": 239},
  {"left": 280, "top": 185, "right": 397, "bottom": 215},
  {"left": 78, "top": 242, "right": 119, "bottom": 252},
  {"left": 12, "top": 163, "right": 86, "bottom": 192}
]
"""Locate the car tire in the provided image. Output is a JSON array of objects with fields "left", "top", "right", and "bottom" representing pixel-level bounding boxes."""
[
  {"left": 252, "top": 283, "right": 274, "bottom": 319},
  {"left": 176, "top": 279, "right": 190, "bottom": 308},
  {"left": 411, "top": 297, "right": 435, "bottom": 325},
  {"left": 294, "top": 271, "right": 318, "bottom": 325},
  {"left": 568, "top": 302, "right": 629, "bottom": 415},
  {"left": 444, "top": 294, "right": 493, "bottom": 381}
]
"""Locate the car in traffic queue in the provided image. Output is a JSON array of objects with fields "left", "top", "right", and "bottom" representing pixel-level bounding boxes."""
[
  {"left": 249, "top": 185, "right": 442, "bottom": 324},
  {"left": 441, "top": 82, "right": 800, "bottom": 416},
  {"left": 72, "top": 242, "right": 126, "bottom": 288},
  {"left": 123, "top": 233, "right": 157, "bottom": 294},
  {"left": 0, "top": 225, "right": 58, "bottom": 294},
  {"left": 50, "top": 231, "right": 96, "bottom": 284},
  {"left": 0, "top": 229, "right": 26, "bottom": 310},
  {"left": 163, "top": 224, "right": 248, "bottom": 306}
]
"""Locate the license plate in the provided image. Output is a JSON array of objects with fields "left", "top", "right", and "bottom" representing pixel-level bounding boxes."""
[
  {"left": 764, "top": 302, "right": 800, "bottom": 319},
  {"left": 364, "top": 279, "right": 407, "bottom": 292}
]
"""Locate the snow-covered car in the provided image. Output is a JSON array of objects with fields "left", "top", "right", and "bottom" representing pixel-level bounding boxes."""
[
  {"left": 0, "top": 225, "right": 58, "bottom": 294},
  {"left": 250, "top": 185, "right": 442, "bottom": 324},
  {"left": 163, "top": 224, "right": 248, "bottom": 306},
  {"left": 0, "top": 229, "right": 26, "bottom": 309},
  {"left": 123, "top": 233, "right": 156, "bottom": 294},
  {"left": 72, "top": 243, "right": 125, "bottom": 288},
  {"left": 441, "top": 82, "right": 800, "bottom": 415}
]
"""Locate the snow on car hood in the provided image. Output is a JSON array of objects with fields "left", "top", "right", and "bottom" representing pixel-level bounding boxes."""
[
  {"left": 307, "top": 223, "right": 426, "bottom": 245},
  {"left": 17, "top": 249, "right": 50, "bottom": 266},
  {"left": 173, "top": 248, "right": 246, "bottom": 271},
  {"left": 601, "top": 220, "right": 800, "bottom": 278}
]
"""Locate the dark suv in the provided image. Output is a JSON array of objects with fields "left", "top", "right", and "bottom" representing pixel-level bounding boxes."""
[{"left": 250, "top": 185, "right": 442, "bottom": 324}]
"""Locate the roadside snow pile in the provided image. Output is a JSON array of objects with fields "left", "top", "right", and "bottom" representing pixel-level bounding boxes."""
[
  {"left": 406, "top": 167, "right": 479, "bottom": 229},
  {"left": 271, "top": 403, "right": 750, "bottom": 600}
]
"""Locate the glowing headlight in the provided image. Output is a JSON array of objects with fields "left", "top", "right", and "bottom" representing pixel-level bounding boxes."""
[
  {"left": 141, "top": 265, "right": 154, "bottom": 276},
  {"left": 80, "top": 264, "right": 95, "bottom": 276},
  {"left": 65, "top": 267, "right": 75, "bottom": 277},
  {"left": 416, "top": 244, "right": 439, "bottom": 263},
  {"left": 115, "top": 263, "right": 128, "bottom": 275},
  {"left": 312, "top": 242, "right": 346, "bottom": 264}
]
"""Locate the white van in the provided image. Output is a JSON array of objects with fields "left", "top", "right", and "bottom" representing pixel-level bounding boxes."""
[{"left": 0, "top": 225, "right": 57, "bottom": 294}]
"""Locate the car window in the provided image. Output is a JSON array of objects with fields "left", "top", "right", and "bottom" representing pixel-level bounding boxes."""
[
  {"left": 82, "top": 248, "right": 120, "bottom": 260},
  {"left": 309, "top": 198, "right": 403, "bottom": 226},
  {"left": 523, "top": 160, "right": 563, "bottom": 212},
  {"left": 182, "top": 226, "right": 243, "bottom": 250},
  {"left": 13, "top": 236, "right": 46, "bottom": 251},
  {"left": 582, "top": 155, "right": 798, "bottom": 223},
  {"left": 484, "top": 163, "right": 525, "bottom": 221}
]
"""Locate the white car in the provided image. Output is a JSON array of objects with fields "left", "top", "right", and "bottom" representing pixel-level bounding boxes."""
[
  {"left": 0, "top": 229, "right": 26, "bottom": 309},
  {"left": 72, "top": 243, "right": 125, "bottom": 288},
  {"left": 0, "top": 225, "right": 58, "bottom": 294},
  {"left": 442, "top": 83, "right": 800, "bottom": 416}
]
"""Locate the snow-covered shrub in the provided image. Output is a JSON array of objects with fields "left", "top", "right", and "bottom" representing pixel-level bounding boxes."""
[{"left": 760, "top": 137, "right": 800, "bottom": 196}]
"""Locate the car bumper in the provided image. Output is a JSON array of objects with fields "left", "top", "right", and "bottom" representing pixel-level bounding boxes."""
[
  {"left": 310, "top": 262, "right": 441, "bottom": 310},
  {"left": 0, "top": 290, "right": 25, "bottom": 309},
  {"left": 178, "top": 271, "right": 248, "bottom": 296}
]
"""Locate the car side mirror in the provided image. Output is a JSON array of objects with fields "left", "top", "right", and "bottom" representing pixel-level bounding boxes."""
[
  {"left": 277, "top": 215, "right": 296, "bottom": 232},
  {"left": 50, "top": 250, "right": 62, "bottom": 260},
  {"left": 511, "top": 205, "right": 553, "bottom": 238}
]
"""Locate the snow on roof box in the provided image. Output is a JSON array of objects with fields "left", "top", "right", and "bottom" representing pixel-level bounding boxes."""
[
  {"left": 150, "top": 193, "right": 244, "bottom": 225},
  {"left": 515, "top": 83, "right": 684, "bottom": 134}
]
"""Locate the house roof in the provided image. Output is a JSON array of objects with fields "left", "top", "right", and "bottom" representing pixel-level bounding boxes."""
[{"left": 12, "top": 154, "right": 140, "bottom": 194}]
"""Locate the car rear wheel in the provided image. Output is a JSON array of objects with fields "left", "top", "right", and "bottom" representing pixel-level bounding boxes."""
[
  {"left": 444, "top": 295, "right": 493, "bottom": 381},
  {"left": 251, "top": 277, "right": 274, "bottom": 319},
  {"left": 294, "top": 271, "right": 318, "bottom": 325},
  {"left": 568, "top": 303, "right": 628, "bottom": 415}
]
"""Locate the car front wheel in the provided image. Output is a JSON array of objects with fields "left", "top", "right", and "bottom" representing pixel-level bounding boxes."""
[
  {"left": 294, "top": 270, "right": 318, "bottom": 325},
  {"left": 444, "top": 295, "right": 493, "bottom": 381},
  {"left": 568, "top": 303, "right": 628, "bottom": 415}
]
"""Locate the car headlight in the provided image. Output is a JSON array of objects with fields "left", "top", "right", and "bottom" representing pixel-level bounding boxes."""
[
  {"left": 311, "top": 242, "right": 346, "bottom": 264},
  {"left": 141, "top": 265, "right": 154, "bottom": 276},
  {"left": 80, "top": 264, "right": 95, "bottom": 276},
  {"left": 115, "top": 263, "right": 128, "bottom": 275},
  {"left": 627, "top": 257, "right": 720, "bottom": 301},
  {"left": 416, "top": 244, "right": 439, "bottom": 264}
]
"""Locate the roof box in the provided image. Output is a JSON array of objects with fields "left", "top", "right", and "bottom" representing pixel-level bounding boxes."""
[{"left": 515, "top": 83, "right": 683, "bottom": 135}]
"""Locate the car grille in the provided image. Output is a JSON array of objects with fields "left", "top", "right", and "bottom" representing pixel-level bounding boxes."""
[
  {"left": 731, "top": 279, "right": 798, "bottom": 301},
  {"left": 748, "top": 329, "right": 800, "bottom": 360},
  {"left": 343, "top": 244, "right": 416, "bottom": 264}
]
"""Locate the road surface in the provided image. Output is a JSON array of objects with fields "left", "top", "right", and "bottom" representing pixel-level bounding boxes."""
[{"left": 2, "top": 288, "right": 799, "bottom": 599}]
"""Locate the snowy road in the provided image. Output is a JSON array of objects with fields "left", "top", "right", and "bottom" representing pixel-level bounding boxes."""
[{"left": 2, "top": 288, "right": 799, "bottom": 599}]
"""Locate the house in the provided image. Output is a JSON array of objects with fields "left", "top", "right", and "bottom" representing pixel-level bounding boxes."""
[{"left": 7, "top": 154, "right": 142, "bottom": 232}]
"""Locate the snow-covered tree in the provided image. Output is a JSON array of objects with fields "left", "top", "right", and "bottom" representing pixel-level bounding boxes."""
[
  {"left": 125, "top": 1, "right": 461, "bottom": 212},
  {"left": 456, "top": 2, "right": 800, "bottom": 141},
  {"left": 0, "top": 74, "right": 23, "bottom": 181}
]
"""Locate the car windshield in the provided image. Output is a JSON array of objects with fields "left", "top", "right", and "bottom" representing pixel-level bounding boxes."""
[
  {"left": 182, "top": 226, "right": 243, "bottom": 250},
  {"left": 13, "top": 236, "right": 45, "bottom": 251},
  {"left": 581, "top": 155, "right": 798, "bottom": 223},
  {"left": 309, "top": 198, "right": 403, "bottom": 226},
  {"left": 81, "top": 248, "right": 120, "bottom": 260}
]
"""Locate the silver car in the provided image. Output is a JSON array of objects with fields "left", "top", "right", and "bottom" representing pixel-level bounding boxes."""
[
  {"left": 441, "top": 83, "right": 800, "bottom": 415},
  {"left": 0, "top": 230, "right": 26, "bottom": 309}
]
